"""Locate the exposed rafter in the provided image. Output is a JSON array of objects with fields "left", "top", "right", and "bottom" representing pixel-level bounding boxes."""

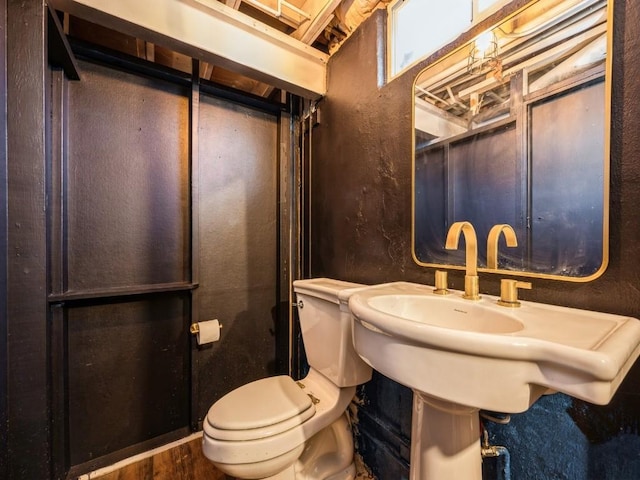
[
  {"left": 51, "top": 0, "right": 329, "bottom": 98},
  {"left": 291, "top": 0, "right": 342, "bottom": 44}
]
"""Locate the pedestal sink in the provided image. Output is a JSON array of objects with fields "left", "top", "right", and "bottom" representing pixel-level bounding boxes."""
[{"left": 346, "top": 282, "right": 640, "bottom": 480}]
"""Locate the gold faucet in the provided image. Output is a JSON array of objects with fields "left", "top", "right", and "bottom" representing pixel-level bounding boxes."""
[
  {"left": 498, "top": 279, "right": 532, "bottom": 308},
  {"left": 486, "top": 224, "right": 518, "bottom": 270},
  {"left": 433, "top": 270, "right": 450, "bottom": 295},
  {"left": 445, "top": 221, "right": 480, "bottom": 300}
]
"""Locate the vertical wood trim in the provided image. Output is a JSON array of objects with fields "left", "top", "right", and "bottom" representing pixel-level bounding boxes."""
[
  {"left": 510, "top": 71, "right": 529, "bottom": 266},
  {"left": 444, "top": 143, "right": 452, "bottom": 227},
  {"left": 49, "top": 67, "right": 68, "bottom": 479},
  {"left": 49, "top": 69, "right": 65, "bottom": 295},
  {"left": 290, "top": 100, "right": 303, "bottom": 376},
  {"left": 50, "top": 305, "right": 68, "bottom": 479},
  {"left": 302, "top": 101, "right": 312, "bottom": 279},
  {"left": 189, "top": 59, "right": 201, "bottom": 430},
  {"left": 6, "top": 0, "right": 50, "bottom": 478},
  {"left": 514, "top": 72, "right": 533, "bottom": 266},
  {"left": 0, "top": 0, "right": 8, "bottom": 476},
  {"left": 306, "top": 106, "right": 312, "bottom": 278},
  {"left": 295, "top": 100, "right": 311, "bottom": 378},
  {"left": 277, "top": 102, "right": 293, "bottom": 375}
]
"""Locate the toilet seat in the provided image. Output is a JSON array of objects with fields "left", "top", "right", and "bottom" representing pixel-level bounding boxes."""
[
  {"left": 203, "top": 368, "right": 357, "bottom": 470},
  {"left": 205, "top": 375, "right": 316, "bottom": 442}
]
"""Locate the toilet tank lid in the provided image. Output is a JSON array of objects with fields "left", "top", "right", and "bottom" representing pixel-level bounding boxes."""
[
  {"left": 293, "top": 278, "right": 365, "bottom": 304},
  {"left": 207, "top": 376, "right": 315, "bottom": 431}
]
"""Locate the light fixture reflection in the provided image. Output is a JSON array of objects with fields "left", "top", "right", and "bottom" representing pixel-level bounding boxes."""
[{"left": 467, "top": 30, "right": 500, "bottom": 76}]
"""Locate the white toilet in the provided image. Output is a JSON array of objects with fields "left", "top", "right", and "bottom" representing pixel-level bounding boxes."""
[{"left": 202, "top": 278, "right": 372, "bottom": 479}]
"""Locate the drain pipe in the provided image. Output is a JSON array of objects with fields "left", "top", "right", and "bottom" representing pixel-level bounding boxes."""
[{"left": 480, "top": 412, "right": 512, "bottom": 480}]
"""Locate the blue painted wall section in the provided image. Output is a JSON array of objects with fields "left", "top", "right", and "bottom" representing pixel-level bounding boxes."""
[
  {"left": 353, "top": 374, "right": 412, "bottom": 479},
  {"left": 310, "top": 1, "right": 640, "bottom": 479},
  {"left": 485, "top": 390, "right": 640, "bottom": 479}
]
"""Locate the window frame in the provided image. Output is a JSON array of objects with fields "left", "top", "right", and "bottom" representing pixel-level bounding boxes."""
[{"left": 387, "top": 0, "right": 511, "bottom": 80}]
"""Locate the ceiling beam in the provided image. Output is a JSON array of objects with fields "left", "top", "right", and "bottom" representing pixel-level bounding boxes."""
[
  {"left": 51, "top": 0, "right": 328, "bottom": 99},
  {"left": 291, "top": 0, "right": 341, "bottom": 44},
  {"left": 225, "top": 0, "right": 242, "bottom": 8},
  {"left": 415, "top": 97, "right": 467, "bottom": 139}
]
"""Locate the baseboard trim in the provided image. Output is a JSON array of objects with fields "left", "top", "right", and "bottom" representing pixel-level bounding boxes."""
[{"left": 76, "top": 431, "right": 203, "bottom": 479}]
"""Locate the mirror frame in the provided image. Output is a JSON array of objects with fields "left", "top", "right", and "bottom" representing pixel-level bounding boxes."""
[{"left": 411, "top": 0, "right": 612, "bottom": 282}]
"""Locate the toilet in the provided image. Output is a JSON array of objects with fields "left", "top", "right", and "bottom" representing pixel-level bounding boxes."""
[{"left": 202, "top": 278, "right": 372, "bottom": 479}]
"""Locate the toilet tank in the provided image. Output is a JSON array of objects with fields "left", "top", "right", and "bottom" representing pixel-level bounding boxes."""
[{"left": 293, "top": 278, "right": 373, "bottom": 387}]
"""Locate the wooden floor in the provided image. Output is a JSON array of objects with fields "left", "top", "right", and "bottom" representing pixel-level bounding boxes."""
[
  {"left": 90, "top": 436, "right": 376, "bottom": 480},
  {"left": 93, "top": 437, "right": 228, "bottom": 480}
]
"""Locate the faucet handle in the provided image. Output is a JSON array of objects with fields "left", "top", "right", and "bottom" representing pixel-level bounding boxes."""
[
  {"left": 497, "top": 279, "right": 532, "bottom": 308},
  {"left": 433, "top": 270, "right": 450, "bottom": 295}
]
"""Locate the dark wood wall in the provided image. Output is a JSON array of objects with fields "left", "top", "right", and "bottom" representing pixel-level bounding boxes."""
[
  {"left": 2, "top": 1, "right": 296, "bottom": 478},
  {"left": 0, "top": 0, "right": 8, "bottom": 477},
  {"left": 48, "top": 60, "right": 195, "bottom": 476},
  {"left": 311, "top": 2, "right": 640, "bottom": 479},
  {"left": 5, "top": 1, "right": 49, "bottom": 479},
  {"left": 196, "top": 93, "right": 281, "bottom": 414}
]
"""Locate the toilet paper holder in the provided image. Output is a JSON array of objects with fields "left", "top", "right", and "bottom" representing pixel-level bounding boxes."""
[{"left": 190, "top": 322, "right": 223, "bottom": 335}]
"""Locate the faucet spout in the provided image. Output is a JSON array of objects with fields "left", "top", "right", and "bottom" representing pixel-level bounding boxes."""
[
  {"left": 445, "top": 221, "right": 478, "bottom": 276},
  {"left": 445, "top": 221, "right": 480, "bottom": 300},
  {"left": 487, "top": 224, "right": 518, "bottom": 270}
]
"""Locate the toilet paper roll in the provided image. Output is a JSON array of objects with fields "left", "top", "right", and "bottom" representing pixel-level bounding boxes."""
[{"left": 195, "top": 319, "right": 221, "bottom": 345}]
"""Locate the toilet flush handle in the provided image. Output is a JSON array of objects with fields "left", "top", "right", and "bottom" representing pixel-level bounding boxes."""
[{"left": 295, "top": 300, "right": 304, "bottom": 309}]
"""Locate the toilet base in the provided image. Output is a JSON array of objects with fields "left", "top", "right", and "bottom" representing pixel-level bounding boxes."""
[
  {"left": 291, "top": 413, "right": 357, "bottom": 480},
  {"left": 214, "top": 443, "right": 305, "bottom": 479},
  {"left": 262, "top": 463, "right": 355, "bottom": 480},
  {"left": 218, "top": 413, "right": 357, "bottom": 480}
]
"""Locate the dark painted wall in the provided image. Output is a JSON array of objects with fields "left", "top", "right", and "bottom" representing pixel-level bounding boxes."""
[
  {"left": 5, "top": 1, "right": 49, "bottom": 478},
  {"left": 2, "top": 1, "right": 291, "bottom": 477},
  {"left": 311, "top": 2, "right": 640, "bottom": 479},
  {"left": 196, "top": 93, "right": 280, "bottom": 415},
  {"left": 48, "top": 59, "right": 195, "bottom": 476},
  {"left": 0, "top": 0, "right": 8, "bottom": 477}
]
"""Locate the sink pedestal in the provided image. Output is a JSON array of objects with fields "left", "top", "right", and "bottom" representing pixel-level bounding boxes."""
[{"left": 410, "top": 392, "right": 481, "bottom": 480}]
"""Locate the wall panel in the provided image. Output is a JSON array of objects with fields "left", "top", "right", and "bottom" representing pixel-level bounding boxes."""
[
  {"left": 195, "top": 93, "right": 279, "bottom": 419},
  {"left": 66, "top": 296, "right": 189, "bottom": 466},
  {"left": 53, "top": 58, "right": 192, "bottom": 476},
  {"left": 530, "top": 82, "right": 605, "bottom": 276},
  {"left": 66, "top": 60, "right": 190, "bottom": 292}
]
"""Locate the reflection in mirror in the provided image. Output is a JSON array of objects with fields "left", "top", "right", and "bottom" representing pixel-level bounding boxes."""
[{"left": 412, "top": 0, "right": 610, "bottom": 281}]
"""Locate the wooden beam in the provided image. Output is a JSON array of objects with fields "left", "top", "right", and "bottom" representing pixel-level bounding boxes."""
[
  {"left": 291, "top": 0, "right": 341, "bottom": 44},
  {"left": 47, "top": 3, "right": 81, "bottom": 80},
  {"left": 50, "top": 0, "right": 328, "bottom": 98},
  {"left": 136, "top": 38, "right": 145, "bottom": 58},
  {"left": 225, "top": 0, "right": 242, "bottom": 8},
  {"left": 200, "top": 61, "right": 214, "bottom": 80},
  {"left": 415, "top": 97, "right": 467, "bottom": 139},
  {"left": 146, "top": 41, "right": 155, "bottom": 62}
]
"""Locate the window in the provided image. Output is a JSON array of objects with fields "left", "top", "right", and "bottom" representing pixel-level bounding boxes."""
[{"left": 389, "top": 0, "right": 508, "bottom": 78}]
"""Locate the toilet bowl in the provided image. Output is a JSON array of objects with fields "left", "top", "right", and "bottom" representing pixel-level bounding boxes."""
[{"left": 202, "top": 278, "right": 372, "bottom": 479}]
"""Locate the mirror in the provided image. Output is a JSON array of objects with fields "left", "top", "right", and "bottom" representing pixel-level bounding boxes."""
[{"left": 412, "top": 0, "right": 611, "bottom": 281}]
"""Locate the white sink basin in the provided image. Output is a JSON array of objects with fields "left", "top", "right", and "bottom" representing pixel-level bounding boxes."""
[
  {"left": 366, "top": 294, "right": 524, "bottom": 334},
  {"left": 348, "top": 281, "right": 640, "bottom": 413}
]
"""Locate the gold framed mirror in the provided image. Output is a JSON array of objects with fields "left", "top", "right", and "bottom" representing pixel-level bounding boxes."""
[{"left": 412, "top": 0, "right": 611, "bottom": 281}]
